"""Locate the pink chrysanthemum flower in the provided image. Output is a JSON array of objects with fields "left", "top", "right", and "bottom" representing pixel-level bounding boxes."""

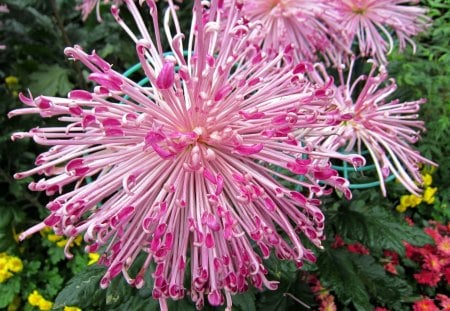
[
  {"left": 0, "top": 3, "right": 8, "bottom": 50},
  {"left": 77, "top": 0, "right": 123, "bottom": 21},
  {"left": 10, "top": 1, "right": 362, "bottom": 309},
  {"left": 331, "top": 0, "right": 430, "bottom": 64},
  {"left": 300, "top": 60, "right": 436, "bottom": 195},
  {"left": 223, "top": 0, "right": 348, "bottom": 65}
]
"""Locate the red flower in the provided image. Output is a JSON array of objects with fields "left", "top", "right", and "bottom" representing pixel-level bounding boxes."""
[
  {"left": 414, "top": 270, "right": 442, "bottom": 287},
  {"left": 443, "top": 266, "right": 450, "bottom": 285},
  {"left": 422, "top": 253, "right": 442, "bottom": 272},
  {"left": 332, "top": 235, "right": 345, "bottom": 249},
  {"left": 424, "top": 227, "right": 442, "bottom": 244},
  {"left": 436, "top": 294, "right": 450, "bottom": 311},
  {"left": 384, "top": 262, "right": 398, "bottom": 275},
  {"left": 347, "top": 243, "right": 370, "bottom": 255},
  {"left": 383, "top": 250, "right": 399, "bottom": 265},
  {"left": 437, "top": 236, "right": 450, "bottom": 257},
  {"left": 413, "top": 297, "right": 439, "bottom": 311}
]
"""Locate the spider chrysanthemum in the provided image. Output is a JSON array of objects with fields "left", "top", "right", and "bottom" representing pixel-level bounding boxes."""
[{"left": 10, "top": 1, "right": 363, "bottom": 309}]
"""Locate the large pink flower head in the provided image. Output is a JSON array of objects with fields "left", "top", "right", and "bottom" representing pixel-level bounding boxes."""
[
  {"left": 332, "top": 0, "right": 430, "bottom": 64},
  {"left": 301, "top": 60, "right": 436, "bottom": 195},
  {"left": 9, "top": 0, "right": 363, "bottom": 309},
  {"left": 223, "top": 0, "right": 347, "bottom": 65}
]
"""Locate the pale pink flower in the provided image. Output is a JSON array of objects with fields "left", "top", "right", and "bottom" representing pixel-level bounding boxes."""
[
  {"left": 77, "top": 0, "right": 123, "bottom": 21},
  {"left": 301, "top": 60, "right": 436, "bottom": 195},
  {"left": 10, "top": 1, "right": 361, "bottom": 310},
  {"left": 222, "top": 0, "right": 348, "bottom": 65},
  {"left": 0, "top": 3, "right": 8, "bottom": 50},
  {"left": 331, "top": 0, "right": 430, "bottom": 64}
]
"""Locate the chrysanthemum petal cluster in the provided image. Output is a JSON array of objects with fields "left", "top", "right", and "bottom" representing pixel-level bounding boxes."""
[
  {"left": 10, "top": 1, "right": 366, "bottom": 309},
  {"left": 296, "top": 60, "right": 436, "bottom": 195}
]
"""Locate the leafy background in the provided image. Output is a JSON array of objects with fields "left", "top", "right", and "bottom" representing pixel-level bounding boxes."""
[{"left": 0, "top": 0, "right": 449, "bottom": 310}]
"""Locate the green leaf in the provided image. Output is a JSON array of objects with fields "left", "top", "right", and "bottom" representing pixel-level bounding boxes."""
[
  {"left": 0, "top": 276, "right": 21, "bottom": 308},
  {"left": 232, "top": 291, "right": 257, "bottom": 311},
  {"left": 328, "top": 204, "right": 432, "bottom": 255},
  {"left": 317, "top": 249, "right": 371, "bottom": 311},
  {"left": 54, "top": 265, "right": 106, "bottom": 309},
  {"left": 28, "top": 64, "right": 74, "bottom": 96}
]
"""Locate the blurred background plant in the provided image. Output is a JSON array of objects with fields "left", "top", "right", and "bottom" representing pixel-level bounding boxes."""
[{"left": 0, "top": 0, "right": 448, "bottom": 310}]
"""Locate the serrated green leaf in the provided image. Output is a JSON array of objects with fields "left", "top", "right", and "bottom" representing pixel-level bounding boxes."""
[
  {"left": 232, "top": 291, "right": 257, "bottom": 311},
  {"left": 28, "top": 64, "right": 74, "bottom": 96},
  {"left": 54, "top": 265, "right": 106, "bottom": 309},
  {"left": 328, "top": 205, "right": 432, "bottom": 255},
  {"left": 317, "top": 249, "right": 372, "bottom": 311},
  {"left": 0, "top": 276, "right": 21, "bottom": 308}
]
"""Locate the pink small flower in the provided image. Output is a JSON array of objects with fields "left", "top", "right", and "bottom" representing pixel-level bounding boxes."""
[
  {"left": 10, "top": 1, "right": 358, "bottom": 310},
  {"left": 223, "top": 0, "right": 347, "bottom": 65},
  {"left": 331, "top": 0, "right": 430, "bottom": 64},
  {"left": 302, "top": 61, "right": 436, "bottom": 195},
  {"left": 77, "top": 0, "right": 123, "bottom": 21}
]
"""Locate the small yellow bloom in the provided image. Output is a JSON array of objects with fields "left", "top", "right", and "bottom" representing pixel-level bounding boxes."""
[
  {"left": 396, "top": 204, "right": 408, "bottom": 213},
  {"left": 423, "top": 187, "right": 438, "bottom": 204},
  {"left": 421, "top": 173, "right": 433, "bottom": 187},
  {"left": 47, "top": 234, "right": 63, "bottom": 243},
  {"left": 409, "top": 194, "right": 423, "bottom": 207},
  {"left": 7, "top": 256, "right": 23, "bottom": 273},
  {"left": 73, "top": 235, "right": 83, "bottom": 246},
  {"left": 0, "top": 270, "right": 13, "bottom": 283},
  {"left": 87, "top": 253, "right": 100, "bottom": 265},
  {"left": 27, "top": 290, "right": 42, "bottom": 306},
  {"left": 5, "top": 76, "right": 19, "bottom": 86},
  {"left": 400, "top": 195, "right": 413, "bottom": 208},
  {"left": 64, "top": 306, "right": 82, "bottom": 311},
  {"left": 56, "top": 239, "right": 68, "bottom": 248},
  {"left": 38, "top": 299, "right": 53, "bottom": 311},
  {"left": 0, "top": 252, "right": 7, "bottom": 259},
  {"left": 0, "top": 257, "right": 8, "bottom": 271}
]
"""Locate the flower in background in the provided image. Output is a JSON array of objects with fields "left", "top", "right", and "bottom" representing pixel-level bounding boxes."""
[
  {"left": 300, "top": 61, "right": 435, "bottom": 196},
  {"left": 27, "top": 290, "right": 53, "bottom": 311},
  {"left": 413, "top": 297, "right": 439, "bottom": 311},
  {"left": 0, "top": 3, "right": 8, "bottom": 50},
  {"left": 437, "top": 294, "right": 450, "bottom": 311},
  {"left": 330, "top": 0, "right": 430, "bottom": 64},
  {"left": 0, "top": 253, "right": 23, "bottom": 283},
  {"left": 223, "top": 0, "right": 348, "bottom": 65},
  {"left": 64, "top": 306, "right": 82, "bottom": 311},
  {"left": 9, "top": 1, "right": 362, "bottom": 309},
  {"left": 76, "top": 0, "right": 123, "bottom": 21}
]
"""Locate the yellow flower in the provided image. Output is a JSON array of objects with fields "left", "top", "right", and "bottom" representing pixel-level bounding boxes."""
[
  {"left": 87, "top": 253, "right": 100, "bottom": 265},
  {"left": 396, "top": 204, "right": 408, "bottom": 213},
  {"left": 47, "top": 234, "right": 63, "bottom": 243},
  {"left": 0, "top": 252, "right": 7, "bottom": 259},
  {"left": 409, "top": 194, "right": 423, "bottom": 207},
  {"left": 0, "top": 257, "right": 8, "bottom": 270},
  {"left": 423, "top": 187, "right": 438, "bottom": 204},
  {"left": 27, "top": 290, "right": 42, "bottom": 306},
  {"left": 399, "top": 195, "right": 413, "bottom": 208},
  {"left": 7, "top": 256, "right": 23, "bottom": 273},
  {"left": 73, "top": 235, "right": 83, "bottom": 246},
  {"left": 421, "top": 173, "right": 433, "bottom": 187},
  {"left": 5, "top": 76, "right": 19, "bottom": 86},
  {"left": 64, "top": 306, "right": 82, "bottom": 311},
  {"left": 0, "top": 270, "right": 13, "bottom": 283},
  {"left": 56, "top": 239, "right": 68, "bottom": 248},
  {"left": 38, "top": 299, "right": 53, "bottom": 311}
]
